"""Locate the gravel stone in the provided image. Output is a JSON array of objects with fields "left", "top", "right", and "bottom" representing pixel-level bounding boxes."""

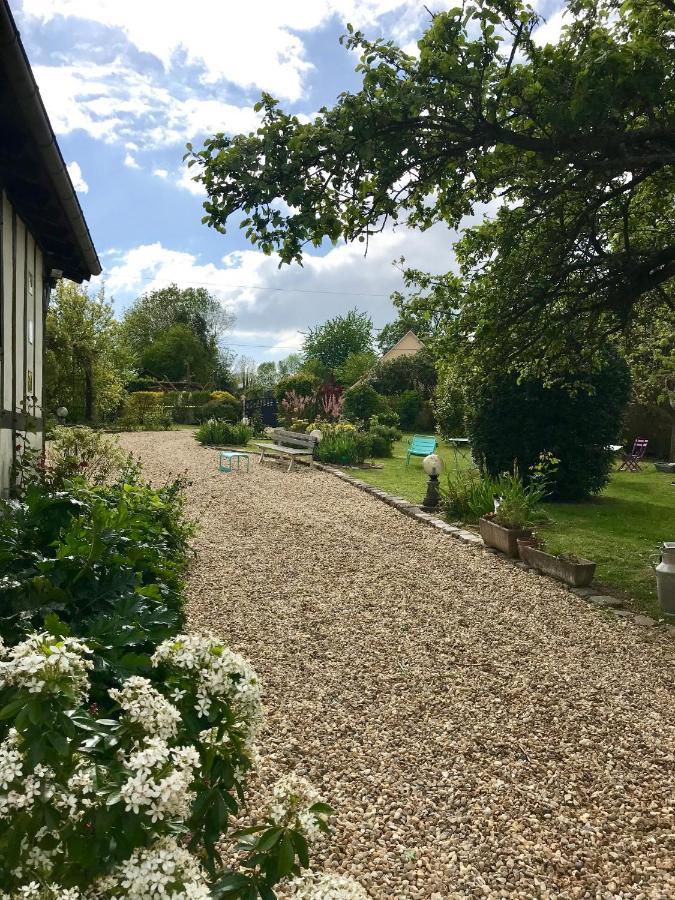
[{"left": 119, "top": 431, "right": 675, "bottom": 900}]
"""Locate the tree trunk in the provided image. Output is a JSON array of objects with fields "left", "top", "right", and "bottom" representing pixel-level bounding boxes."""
[{"left": 83, "top": 360, "right": 94, "bottom": 422}]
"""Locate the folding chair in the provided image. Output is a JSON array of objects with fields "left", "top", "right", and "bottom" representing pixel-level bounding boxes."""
[{"left": 618, "top": 438, "right": 648, "bottom": 472}]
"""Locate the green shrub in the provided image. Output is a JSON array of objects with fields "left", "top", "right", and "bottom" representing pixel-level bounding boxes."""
[
  {"left": 198, "top": 397, "right": 239, "bottom": 423},
  {"left": 120, "top": 391, "right": 172, "bottom": 429},
  {"left": 315, "top": 430, "right": 373, "bottom": 464},
  {"left": 369, "top": 351, "right": 437, "bottom": 397},
  {"left": 443, "top": 468, "right": 548, "bottom": 528},
  {"left": 0, "top": 474, "right": 191, "bottom": 686},
  {"left": 433, "top": 378, "right": 466, "bottom": 440},
  {"left": 367, "top": 415, "right": 400, "bottom": 458},
  {"left": 388, "top": 389, "right": 422, "bottom": 430},
  {"left": 491, "top": 470, "right": 548, "bottom": 530},
  {"left": 196, "top": 419, "right": 252, "bottom": 446},
  {"left": 443, "top": 468, "right": 496, "bottom": 522},
  {"left": 274, "top": 372, "right": 319, "bottom": 402},
  {"left": 342, "top": 383, "right": 384, "bottom": 423},
  {"left": 0, "top": 473, "right": 340, "bottom": 896},
  {"left": 468, "top": 352, "right": 631, "bottom": 500},
  {"left": 48, "top": 425, "right": 129, "bottom": 485},
  {"left": 414, "top": 399, "right": 435, "bottom": 431}
]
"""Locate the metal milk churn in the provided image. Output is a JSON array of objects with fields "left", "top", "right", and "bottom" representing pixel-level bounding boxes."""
[{"left": 656, "top": 542, "right": 675, "bottom": 616}]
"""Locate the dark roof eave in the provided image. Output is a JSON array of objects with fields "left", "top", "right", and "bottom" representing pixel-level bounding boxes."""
[{"left": 0, "top": 2, "right": 101, "bottom": 281}]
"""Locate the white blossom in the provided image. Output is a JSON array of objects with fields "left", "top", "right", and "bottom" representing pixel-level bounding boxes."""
[
  {"left": 93, "top": 837, "right": 211, "bottom": 899},
  {"left": 109, "top": 676, "right": 181, "bottom": 741},
  {"left": 287, "top": 873, "right": 369, "bottom": 899},
  {"left": 0, "top": 633, "right": 92, "bottom": 700},
  {"left": 268, "top": 774, "right": 330, "bottom": 841},
  {"left": 120, "top": 737, "right": 198, "bottom": 822},
  {"left": 152, "top": 634, "right": 262, "bottom": 741}
]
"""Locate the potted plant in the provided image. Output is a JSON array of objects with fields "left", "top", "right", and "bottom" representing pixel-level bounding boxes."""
[
  {"left": 479, "top": 471, "right": 546, "bottom": 558},
  {"left": 520, "top": 543, "right": 596, "bottom": 588}
]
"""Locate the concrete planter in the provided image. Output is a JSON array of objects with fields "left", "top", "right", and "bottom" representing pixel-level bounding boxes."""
[
  {"left": 479, "top": 517, "right": 532, "bottom": 558},
  {"left": 521, "top": 545, "right": 596, "bottom": 587}
]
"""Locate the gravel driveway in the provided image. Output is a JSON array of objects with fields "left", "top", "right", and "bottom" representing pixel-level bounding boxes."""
[{"left": 119, "top": 431, "right": 675, "bottom": 899}]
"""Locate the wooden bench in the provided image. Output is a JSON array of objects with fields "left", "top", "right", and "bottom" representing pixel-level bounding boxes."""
[{"left": 255, "top": 429, "right": 318, "bottom": 473}]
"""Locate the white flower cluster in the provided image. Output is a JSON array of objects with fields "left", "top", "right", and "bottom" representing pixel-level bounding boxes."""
[
  {"left": 63, "top": 761, "right": 97, "bottom": 821},
  {"left": 94, "top": 837, "right": 210, "bottom": 900},
  {"left": 109, "top": 676, "right": 181, "bottom": 741},
  {"left": 152, "top": 634, "right": 262, "bottom": 739},
  {"left": 268, "top": 774, "right": 328, "bottom": 842},
  {"left": 120, "top": 737, "right": 198, "bottom": 823},
  {"left": 0, "top": 746, "right": 55, "bottom": 821},
  {"left": 0, "top": 633, "right": 92, "bottom": 700},
  {"left": 0, "top": 885, "right": 82, "bottom": 900},
  {"left": 287, "top": 873, "right": 369, "bottom": 900},
  {"left": 0, "top": 732, "right": 95, "bottom": 825}
]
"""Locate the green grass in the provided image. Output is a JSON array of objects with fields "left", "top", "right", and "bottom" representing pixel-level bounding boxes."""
[
  {"left": 544, "top": 470, "right": 673, "bottom": 615},
  {"left": 339, "top": 435, "right": 673, "bottom": 615},
  {"left": 341, "top": 433, "right": 473, "bottom": 500}
]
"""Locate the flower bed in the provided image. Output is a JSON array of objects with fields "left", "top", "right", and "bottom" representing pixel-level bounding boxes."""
[{"left": 0, "top": 452, "right": 359, "bottom": 898}]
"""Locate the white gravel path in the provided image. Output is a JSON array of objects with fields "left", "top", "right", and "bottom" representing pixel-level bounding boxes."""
[{"left": 120, "top": 431, "right": 675, "bottom": 899}]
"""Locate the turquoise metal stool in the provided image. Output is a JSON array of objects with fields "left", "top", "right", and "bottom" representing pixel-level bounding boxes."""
[{"left": 219, "top": 451, "right": 250, "bottom": 473}]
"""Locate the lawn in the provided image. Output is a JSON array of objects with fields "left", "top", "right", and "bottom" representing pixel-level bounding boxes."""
[{"left": 340, "top": 435, "right": 674, "bottom": 616}]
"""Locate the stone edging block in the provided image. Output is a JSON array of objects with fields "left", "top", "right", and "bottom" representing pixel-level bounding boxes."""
[{"left": 313, "top": 462, "right": 673, "bottom": 637}]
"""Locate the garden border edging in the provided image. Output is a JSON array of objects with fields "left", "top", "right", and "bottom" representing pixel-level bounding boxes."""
[{"left": 314, "top": 463, "right": 674, "bottom": 637}]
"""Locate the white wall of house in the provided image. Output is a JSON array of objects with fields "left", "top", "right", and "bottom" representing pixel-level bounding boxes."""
[{"left": 0, "top": 189, "right": 45, "bottom": 495}]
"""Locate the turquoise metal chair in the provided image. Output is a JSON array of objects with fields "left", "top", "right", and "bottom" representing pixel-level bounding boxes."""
[{"left": 406, "top": 435, "right": 437, "bottom": 465}]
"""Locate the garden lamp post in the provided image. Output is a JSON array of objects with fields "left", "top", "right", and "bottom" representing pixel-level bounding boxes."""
[
  {"left": 56, "top": 406, "right": 68, "bottom": 425},
  {"left": 422, "top": 453, "right": 443, "bottom": 512}
]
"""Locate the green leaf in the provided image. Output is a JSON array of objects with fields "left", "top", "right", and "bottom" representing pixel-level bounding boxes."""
[
  {"left": 275, "top": 833, "right": 295, "bottom": 880},
  {"left": 0, "top": 698, "right": 25, "bottom": 720}
]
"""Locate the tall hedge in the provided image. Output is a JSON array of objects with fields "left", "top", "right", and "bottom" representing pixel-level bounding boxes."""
[{"left": 467, "top": 353, "right": 631, "bottom": 501}]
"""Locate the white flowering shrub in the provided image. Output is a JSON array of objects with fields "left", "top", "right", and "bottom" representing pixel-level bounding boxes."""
[
  {"left": 0, "top": 631, "right": 342, "bottom": 898},
  {"left": 287, "top": 873, "right": 370, "bottom": 899}
]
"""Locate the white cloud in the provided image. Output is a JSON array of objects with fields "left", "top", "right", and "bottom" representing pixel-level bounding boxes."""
[
  {"left": 101, "top": 218, "right": 460, "bottom": 360},
  {"left": 532, "top": 7, "right": 568, "bottom": 46},
  {"left": 152, "top": 168, "right": 169, "bottom": 179},
  {"left": 176, "top": 164, "right": 206, "bottom": 196},
  {"left": 23, "top": 1, "right": 457, "bottom": 101},
  {"left": 66, "top": 160, "right": 88, "bottom": 193},
  {"left": 124, "top": 152, "right": 140, "bottom": 169},
  {"left": 31, "top": 60, "right": 261, "bottom": 148}
]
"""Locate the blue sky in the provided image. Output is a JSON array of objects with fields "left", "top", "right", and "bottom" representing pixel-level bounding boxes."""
[{"left": 12, "top": 0, "right": 565, "bottom": 363}]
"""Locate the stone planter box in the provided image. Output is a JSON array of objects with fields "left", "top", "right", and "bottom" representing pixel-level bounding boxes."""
[
  {"left": 479, "top": 517, "right": 532, "bottom": 558},
  {"left": 521, "top": 545, "right": 596, "bottom": 587}
]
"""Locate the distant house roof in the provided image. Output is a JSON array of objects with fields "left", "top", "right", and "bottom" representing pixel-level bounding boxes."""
[
  {"left": 380, "top": 330, "right": 425, "bottom": 364},
  {"left": 0, "top": 0, "right": 100, "bottom": 282}
]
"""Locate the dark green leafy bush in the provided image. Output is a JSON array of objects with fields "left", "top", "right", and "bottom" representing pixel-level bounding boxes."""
[
  {"left": 387, "top": 389, "right": 422, "bottom": 430},
  {"left": 367, "top": 416, "right": 400, "bottom": 458},
  {"left": 0, "top": 474, "right": 191, "bottom": 695},
  {"left": 0, "top": 460, "right": 342, "bottom": 896},
  {"left": 274, "top": 372, "right": 319, "bottom": 402},
  {"left": 196, "top": 419, "right": 252, "bottom": 446},
  {"left": 433, "top": 378, "right": 467, "bottom": 440},
  {"left": 468, "top": 353, "right": 631, "bottom": 500},
  {"left": 342, "top": 383, "right": 384, "bottom": 423},
  {"left": 369, "top": 351, "right": 437, "bottom": 397},
  {"left": 315, "top": 430, "right": 373, "bottom": 464},
  {"left": 198, "top": 397, "right": 239, "bottom": 422}
]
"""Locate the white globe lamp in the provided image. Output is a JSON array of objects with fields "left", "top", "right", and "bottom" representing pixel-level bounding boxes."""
[{"left": 422, "top": 453, "right": 443, "bottom": 511}]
